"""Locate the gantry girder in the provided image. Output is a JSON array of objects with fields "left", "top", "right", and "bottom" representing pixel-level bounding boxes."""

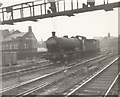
[{"left": 0, "top": 0, "right": 120, "bottom": 25}]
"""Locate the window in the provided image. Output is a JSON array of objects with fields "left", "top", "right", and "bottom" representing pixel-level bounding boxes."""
[
  {"left": 14, "top": 44, "right": 16, "bottom": 49},
  {"left": 16, "top": 44, "right": 18, "bottom": 49},
  {"left": 13, "top": 44, "right": 18, "bottom": 49},
  {"left": 2, "top": 45, "right": 4, "bottom": 50},
  {"left": 24, "top": 43, "right": 27, "bottom": 49},
  {"left": 10, "top": 44, "right": 12, "bottom": 49},
  {"left": 26, "top": 44, "right": 29, "bottom": 49},
  {"left": 6, "top": 45, "right": 8, "bottom": 50}
]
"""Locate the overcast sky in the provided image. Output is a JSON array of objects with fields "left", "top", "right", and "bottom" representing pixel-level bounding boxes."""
[{"left": 0, "top": 0, "right": 119, "bottom": 41}]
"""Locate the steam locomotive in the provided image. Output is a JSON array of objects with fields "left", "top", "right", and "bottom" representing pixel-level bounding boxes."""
[{"left": 46, "top": 32, "right": 100, "bottom": 62}]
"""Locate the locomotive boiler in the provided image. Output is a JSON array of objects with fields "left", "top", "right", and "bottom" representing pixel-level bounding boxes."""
[{"left": 46, "top": 32, "right": 100, "bottom": 62}]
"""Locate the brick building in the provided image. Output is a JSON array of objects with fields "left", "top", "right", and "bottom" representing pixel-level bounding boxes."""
[{"left": 1, "top": 26, "right": 37, "bottom": 64}]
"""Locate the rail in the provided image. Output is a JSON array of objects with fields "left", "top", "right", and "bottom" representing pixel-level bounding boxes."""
[
  {"left": 1, "top": 54, "right": 108, "bottom": 94},
  {"left": 65, "top": 56, "right": 119, "bottom": 96},
  {"left": 104, "top": 72, "right": 120, "bottom": 97}
]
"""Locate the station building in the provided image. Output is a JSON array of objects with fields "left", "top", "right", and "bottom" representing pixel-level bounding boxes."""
[{"left": 1, "top": 26, "right": 37, "bottom": 66}]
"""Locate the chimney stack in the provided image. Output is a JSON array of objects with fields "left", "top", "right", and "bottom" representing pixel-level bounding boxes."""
[
  {"left": 52, "top": 31, "right": 55, "bottom": 37},
  {"left": 28, "top": 26, "right": 32, "bottom": 32},
  {"left": 108, "top": 33, "right": 110, "bottom": 37}
]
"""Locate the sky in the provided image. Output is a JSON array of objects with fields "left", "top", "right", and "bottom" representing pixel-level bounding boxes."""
[{"left": 0, "top": 0, "right": 119, "bottom": 41}]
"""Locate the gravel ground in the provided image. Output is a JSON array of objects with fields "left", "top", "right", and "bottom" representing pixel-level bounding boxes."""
[
  {"left": 2, "top": 53, "right": 115, "bottom": 93},
  {"left": 2, "top": 54, "right": 100, "bottom": 89},
  {"left": 31, "top": 54, "right": 117, "bottom": 95},
  {"left": 2, "top": 66, "right": 64, "bottom": 89}
]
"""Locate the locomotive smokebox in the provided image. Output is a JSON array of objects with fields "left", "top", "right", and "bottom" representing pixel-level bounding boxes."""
[{"left": 52, "top": 31, "right": 56, "bottom": 37}]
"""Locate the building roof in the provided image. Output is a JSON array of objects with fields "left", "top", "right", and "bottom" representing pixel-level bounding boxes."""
[
  {"left": 1, "top": 26, "right": 37, "bottom": 42},
  {"left": 0, "top": 29, "right": 27, "bottom": 42},
  {"left": 3, "top": 32, "right": 27, "bottom": 42}
]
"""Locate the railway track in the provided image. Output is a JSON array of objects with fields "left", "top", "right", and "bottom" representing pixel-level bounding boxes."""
[
  {"left": 64, "top": 56, "right": 119, "bottom": 96},
  {"left": 1, "top": 52, "right": 116, "bottom": 96},
  {"left": 27, "top": 53, "right": 117, "bottom": 96},
  {"left": 2, "top": 52, "right": 109, "bottom": 89},
  {"left": 2, "top": 50, "right": 115, "bottom": 79},
  {"left": 1, "top": 52, "right": 106, "bottom": 79},
  {"left": 1, "top": 49, "right": 112, "bottom": 73},
  {"left": 1, "top": 61, "right": 53, "bottom": 79},
  {"left": 2, "top": 59, "right": 49, "bottom": 73}
]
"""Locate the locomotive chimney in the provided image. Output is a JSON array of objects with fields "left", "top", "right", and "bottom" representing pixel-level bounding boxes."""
[
  {"left": 28, "top": 26, "right": 32, "bottom": 33},
  {"left": 108, "top": 33, "right": 110, "bottom": 37},
  {"left": 52, "top": 31, "right": 55, "bottom": 37}
]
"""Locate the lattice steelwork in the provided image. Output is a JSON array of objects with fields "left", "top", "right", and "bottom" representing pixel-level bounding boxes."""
[{"left": 0, "top": 0, "right": 119, "bottom": 24}]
